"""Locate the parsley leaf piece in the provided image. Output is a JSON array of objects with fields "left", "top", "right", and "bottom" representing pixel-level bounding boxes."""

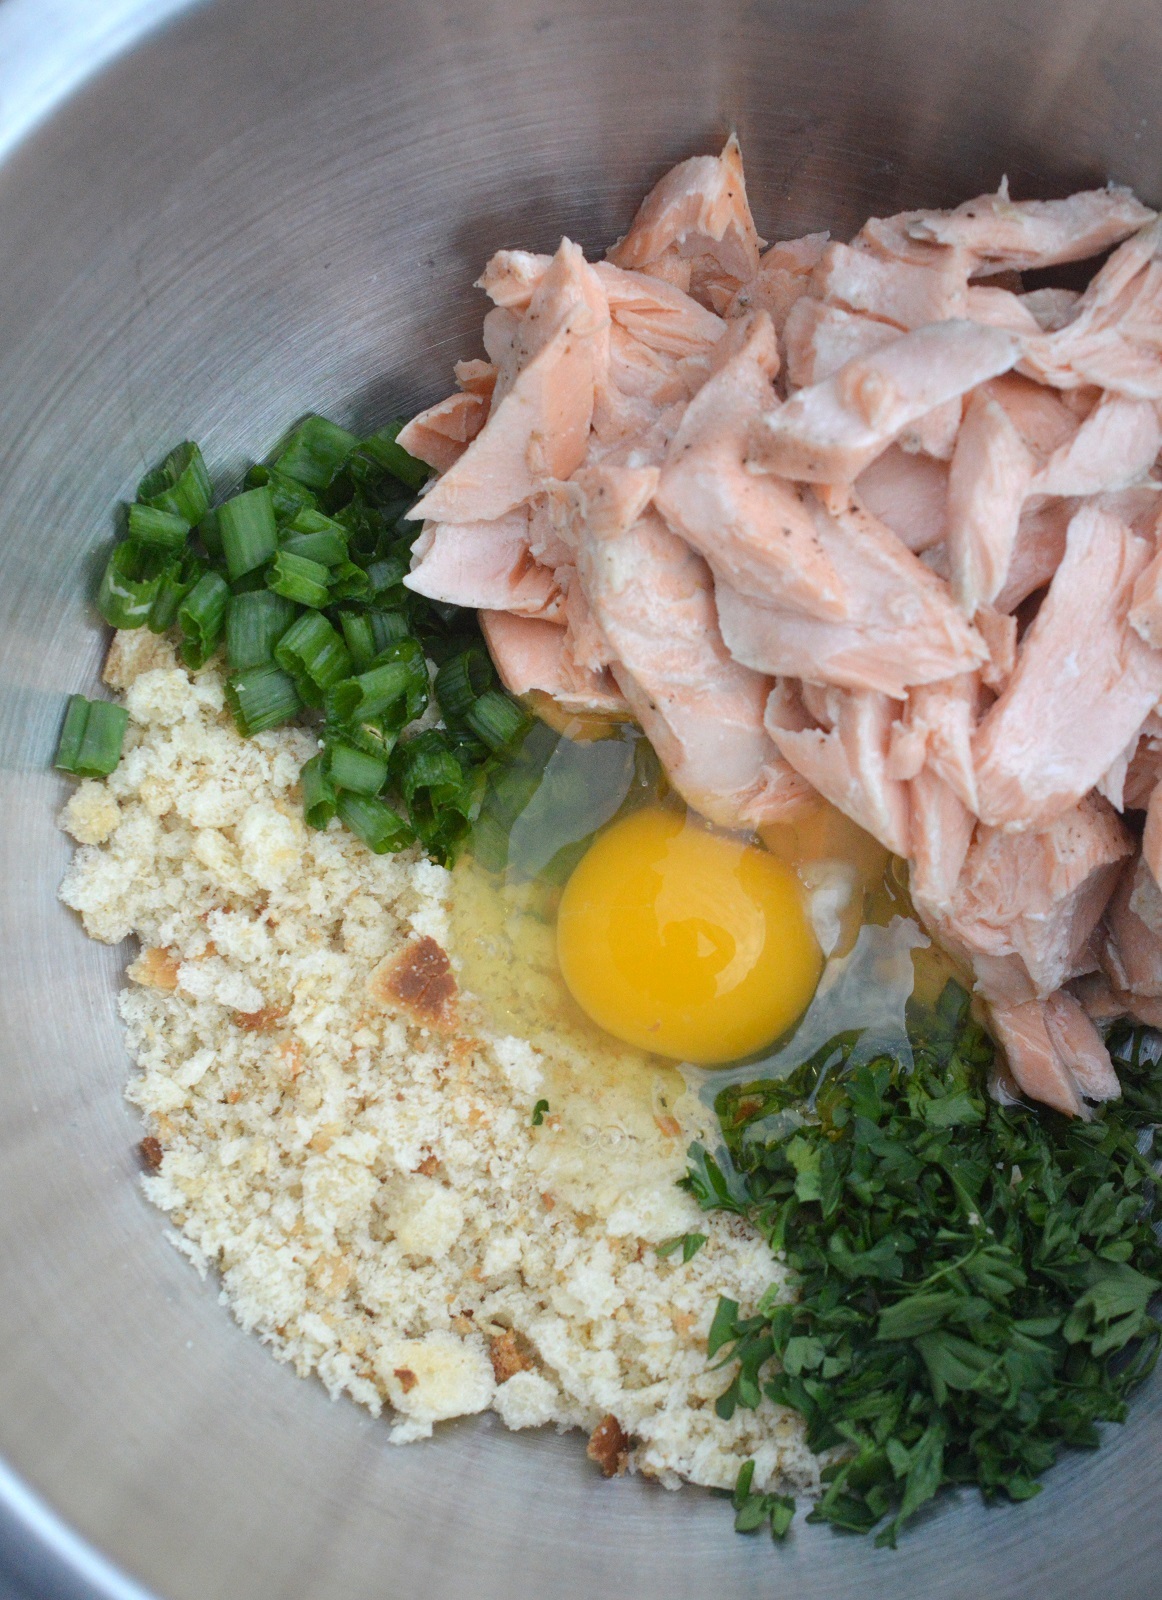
[{"left": 683, "top": 983, "right": 1162, "bottom": 1546}]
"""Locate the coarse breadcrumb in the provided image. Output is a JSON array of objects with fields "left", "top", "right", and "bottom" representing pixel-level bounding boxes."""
[{"left": 57, "top": 629, "right": 821, "bottom": 1495}]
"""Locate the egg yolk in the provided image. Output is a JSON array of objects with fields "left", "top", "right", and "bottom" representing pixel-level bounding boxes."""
[{"left": 556, "top": 807, "right": 823, "bottom": 1065}]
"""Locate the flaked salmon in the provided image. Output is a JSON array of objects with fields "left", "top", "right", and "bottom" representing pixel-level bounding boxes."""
[
  {"left": 764, "top": 680, "right": 911, "bottom": 855},
  {"left": 1031, "top": 391, "right": 1162, "bottom": 496},
  {"left": 811, "top": 240, "right": 967, "bottom": 328},
  {"left": 973, "top": 505, "right": 1162, "bottom": 827},
  {"left": 986, "top": 1000, "right": 1086, "bottom": 1117},
  {"left": 747, "top": 320, "right": 1021, "bottom": 483},
  {"left": 411, "top": 144, "right": 1162, "bottom": 1108},
  {"left": 410, "top": 240, "right": 609, "bottom": 524},
  {"left": 478, "top": 609, "right": 628, "bottom": 717},
  {"left": 946, "top": 389, "right": 1036, "bottom": 615},
  {"left": 1043, "top": 988, "right": 1120, "bottom": 1101},
  {"left": 852, "top": 446, "right": 948, "bottom": 552},
  {"left": 906, "top": 181, "right": 1155, "bottom": 275},
  {"left": 607, "top": 135, "right": 764, "bottom": 305},
  {"left": 572, "top": 464, "right": 805, "bottom": 829},
  {"left": 927, "top": 794, "right": 1132, "bottom": 1004},
  {"left": 654, "top": 315, "right": 848, "bottom": 618},
  {"left": 728, "top": 232, "right": 831, "bottom": 337},
  {"left": 405, "top": 515, "right": 563, "bottom": 617},
  {"left": 783, "top": 299, "right": 898, "bottom": 389},
  {"left": 396, "top": 391, "right": 489, "bottom": 473},
  {"left": 716, "top": 487, "right": 987, "bottom": 697}
]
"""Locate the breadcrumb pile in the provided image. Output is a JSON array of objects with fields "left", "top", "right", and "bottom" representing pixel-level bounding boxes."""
[{"left": 57, "top": 628, "right": 821, "bottom": 1496}]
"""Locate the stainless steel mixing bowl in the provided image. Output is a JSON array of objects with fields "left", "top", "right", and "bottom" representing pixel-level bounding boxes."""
[{"left": 1, "top": 1, "right": 1161, "bottom": 1595}]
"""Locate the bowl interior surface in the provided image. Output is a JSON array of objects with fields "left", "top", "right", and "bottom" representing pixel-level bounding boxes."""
[{"left": 2, "top": 1, "right": 1162, "bottom": 1596}]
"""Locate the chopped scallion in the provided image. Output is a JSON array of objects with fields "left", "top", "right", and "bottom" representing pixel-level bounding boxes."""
[
  {"left": 266, "top": 549, "right": 331, "bottom": 608},
  {"left": 358, "top": 420, "right": 430, "bottom": 490},
  {"left": 326, "top": 637, "right": 427, "bottom": 723},
  {"left": 97, "top": 541, "right": 167, "bottom": 629},
  {"left": 177, "top": 570, "right": 230, "bottom": 668},
  {"left": 137, "top": 442, "right": 212, "bottom": 526},
  {"left": 300, "top": 752, "right": 337, "bottom": 830},
  {"left": 224, "top": 662, "right": 301, "bottom": 736},
  {"left": 338, "top": 611, "right": 375, "bottom": 672},
  {"left": 279, "top": 530, "right": 348, "bottom": 566},
  {"left": 274, "top": 611, "right": 352, "bottom": 706},
  {"left": 246, "top": 464, "right": 320, "bottom": 523},
  {"left": 335, "top": 792, "right": 412, "bottom": 854},
  {"left": 218, "top": 486, "right": 278, "bottom": 581},
  {"left": 467, "top": 688, "right": 530, "bottom": 752},
  {"left": 127, "top": 503, "right": 190, "bottom": 550},
  {"left": 54, "top": 694, "right": 129, "bottom": 778},
  {"left": 225, "top": 590, "right": 297, "bottom": 672},
  {"left": 435, "top": 645, "right": 495, "bottom": 721},
  {"left": 148, "top": 550, "right": 206, "bottom": 634},
  {"left": 326, "top": 740, "right": 389, "bottom": 795},
  {"left": 273, "top": 415, "right": 358, "bottom": 489},
  {"left": 368, "top": 609, "right": 410, "bottom": 652}
]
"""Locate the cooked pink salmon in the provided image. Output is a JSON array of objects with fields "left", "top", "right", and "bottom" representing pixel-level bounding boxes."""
[
  {"left": 396, "top": 392, "right": 489, "bottom": 473},
  {"left": 986, "top": 1001, "right": 1086, "bottom": 1118},
  {"left": 906, "top": 182, "right": 1155, "bottom": 275},
  {"left": 782, "top": 299, "right": 898, "bottom": 389},
  {"left": 573, "top": 465, "right": 805, "bottom": 829},
  {"left": 607, "top": 135, "right": 763, "bottom": 295},
  {"left": 927, "top": 795, "right": 1132, "bottom": 1003},
  {"left": 407, "top": 142, "right": 1162, "bottom": 1114},
  {"left": 715, "top": 487, "right": 987, "bottom": 697},
  {"left": 945, "top": 389, "right": 1036, "bottom": 615},
  {"left": 973, "top": 505, "right": 1162, "bottom": 827},
  {"left": 405, "top": 516, "right": 562, "bottom": 616},
  {"left": 1042, "top": 988, "right": 1120, "bottom": 1101},
  {"left": 478, "top": 609, "right": 628, "bottom": 716},
  {"left": 764, "top": 681, "right": 911, "bottom": 855},
  {"left": 411, "top": 240, "right": 609, "bottom": 524},
  {"left": 746, "top": 320, "right": 1021, "bottom": 482},
  {"left": 852, "top": 446, "right": 948, "bottom": 552},
  {"left": 654, "top": 315, "right": 847, "bottom": 617},
  {"left": 811, "top": 240, "right": 967, "bottom": 328}
]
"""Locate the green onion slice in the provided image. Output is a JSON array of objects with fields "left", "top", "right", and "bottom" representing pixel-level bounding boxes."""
[
  {"left": 357, "top": 420, "right": 430, "bottom": 490},
  {"left": 55, "top": 694, "right": 129, "bottom": 778},
  {"left": 435, "top": 645, "right": 495, "bottom": 721},
  {"left": 218, "top": 486, "right": 278, "bottom": 582},
  {"left": 273, "top": 415, "right": 358, "bottom": 489},
  {"left": 335, "top": 792, "right": 412, "bottom": 854},
  {"left": 225, "top": 589, "right": 297, "bottom": 671},
  {"left": 279, "top": 530, "right": 348, "bottom": 566},
  {"left": 325, "top": 637, "right": 428, "bottom": 724},
  {"left": 137, "top": 442, "right": 212, "bottom": 526},
  {"left": 148, "top": 549, "right": 207, "bottom": 634},
  {"left": 466, "top": 688, "right": 530, "bottom": 753},
  {"left": 325, "top": 740, "right": 389, "bottom": 795},
  {"left": 127, "top": 503, "right": 190, "bottom": 550},
  {"left": 224, "top": 663, "right": 301, "bottom": 736},
  {"left": 274, "top": 611, "right": 352, "bottom": 706},
  {"left": 368, "top": 610, "right": 410, "bottom": 653},
  {"left": 196, "top": 508, "right": 222, "bottom": 558},
  {"left": 177, "top": 570, "right": 230, "bottom": 668},
  {"left": 338, "top": 611, "right": 375, "bottom": 672},
  {"left": 267, "top": 549, "right": 331, "bottom": 608},
  {"left": 300, "top": 752, "right": 337, "bottom": 830},
  {"left": 247, "top": 464, "right": 320, "bottom": 523},
  {"left": 97, "top": 541, "right": 167, "bottom": 629},
  {"left": 327, "top": 560, "right": 371, "bottom": 602}
]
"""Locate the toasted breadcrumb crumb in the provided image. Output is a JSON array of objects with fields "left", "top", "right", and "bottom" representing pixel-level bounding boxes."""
[{"left": 57, "top": 633, "right": 821, "bottom": 1495}]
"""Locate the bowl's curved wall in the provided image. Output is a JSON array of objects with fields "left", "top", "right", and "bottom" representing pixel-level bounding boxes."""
[{"left": 1, "top": 2, "right": 1160, "bottom": 1597}]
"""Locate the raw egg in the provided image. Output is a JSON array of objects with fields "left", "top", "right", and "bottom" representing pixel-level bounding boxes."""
[{"left": 556, "top": 807, "right": 822, "bottom": 1064}]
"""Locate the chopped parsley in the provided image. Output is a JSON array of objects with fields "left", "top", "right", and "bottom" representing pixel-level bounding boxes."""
[
  {"left": 531, "top": 1099, "right": 550, "bottom": 1127},
  {"left": 683, "top": 983, "right": 1162, "bottom": 1546}
]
